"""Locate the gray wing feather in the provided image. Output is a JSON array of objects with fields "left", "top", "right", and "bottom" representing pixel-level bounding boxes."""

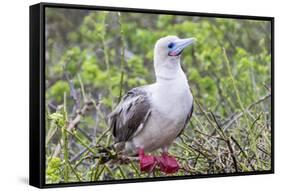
[{"left": 108, "top": 87, "right": 151, "bottom": 143}]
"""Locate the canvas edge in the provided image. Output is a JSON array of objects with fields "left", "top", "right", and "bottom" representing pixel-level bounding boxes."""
[
  {"left": 28, "top": 2, "right": 275, "bottom": 189},
  {"left": 29, "top": 3, "right": 45, "bottom": 189}
]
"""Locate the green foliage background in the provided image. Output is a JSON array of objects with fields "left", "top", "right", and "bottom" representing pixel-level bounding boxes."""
[{"left": 45, "top": 8, "right": 272, "bottom": 184}]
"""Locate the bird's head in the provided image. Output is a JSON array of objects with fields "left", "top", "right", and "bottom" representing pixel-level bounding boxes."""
[{"left": 154, "top": 36, "right": 196, "bottom": 79}]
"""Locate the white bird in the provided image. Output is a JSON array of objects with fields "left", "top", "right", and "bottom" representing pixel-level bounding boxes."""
[{"left": 108, "top": 36, "right": 195, "bottom": 174}]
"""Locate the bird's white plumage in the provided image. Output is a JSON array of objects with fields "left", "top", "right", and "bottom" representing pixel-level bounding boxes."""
[
  {"left": 110, "top": 36, "right": 194, "bottom": 155},
  {"left": 132, "top": 68, "right": 193, "bottom": 152}
]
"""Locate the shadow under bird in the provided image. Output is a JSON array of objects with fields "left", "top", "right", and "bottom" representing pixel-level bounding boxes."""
[{"left": 108, "top": 35, "right": 196, "bottom": 174}]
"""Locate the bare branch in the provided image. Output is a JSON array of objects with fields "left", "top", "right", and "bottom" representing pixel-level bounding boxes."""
[{"left": 53, "top": 101, "right": 94, "bottom": 157}]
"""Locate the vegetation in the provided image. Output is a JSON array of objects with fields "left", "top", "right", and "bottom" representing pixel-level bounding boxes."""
[{"left": 45, "top": 8, "right": 272, "bottom": 184}]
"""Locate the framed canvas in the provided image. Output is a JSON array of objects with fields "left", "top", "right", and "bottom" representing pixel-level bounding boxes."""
[{"left": 29, "top": 2, "right": 274, "bottom": 188}]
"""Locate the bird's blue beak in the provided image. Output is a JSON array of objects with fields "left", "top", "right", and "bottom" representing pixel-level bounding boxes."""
[{"left": 168, "top": 38, "right": 196, "bottom": 56}]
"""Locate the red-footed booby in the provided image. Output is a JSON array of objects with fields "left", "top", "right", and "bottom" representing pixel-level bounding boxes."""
[{"left": 108, "top": 36, "right": 195, "bottom": 174}]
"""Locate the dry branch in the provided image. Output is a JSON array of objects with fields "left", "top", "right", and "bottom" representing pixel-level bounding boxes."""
[
  {"left": 223, "top": 93, "right": 271, "bottom": 131},
  {"left": 211, "top": 112, "right": 238, "bottom": 172},
  {"left": 53, "top": 101, "right": 94, "bottom": 157}
]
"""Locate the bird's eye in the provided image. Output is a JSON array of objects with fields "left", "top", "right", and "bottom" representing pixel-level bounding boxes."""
[{"left": 168, "top": 42, "right": 175, "bottom": 49}]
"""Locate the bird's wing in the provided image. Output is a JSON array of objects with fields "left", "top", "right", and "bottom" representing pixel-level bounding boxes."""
[
  {"left": 177, "top": 102, "right": 193, "bottom": 137},
  {"left": 108, "top": 87, "right": 151, "bottom": 143}
]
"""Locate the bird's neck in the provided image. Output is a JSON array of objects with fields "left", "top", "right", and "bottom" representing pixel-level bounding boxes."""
[{"left": 154, "top": 58, "right": 185, "bottom": 83}]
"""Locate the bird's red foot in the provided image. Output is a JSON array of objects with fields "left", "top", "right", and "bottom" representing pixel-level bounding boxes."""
[
  {"left": 156, "top": 153, "right": 180, "bottom": 174},
  {"left": 138, "top": 148, "right": 157, "bottom": 172}
]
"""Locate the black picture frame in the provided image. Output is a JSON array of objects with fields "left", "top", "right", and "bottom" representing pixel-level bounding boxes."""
[{"left": 30, "top": 2, "right": 274, "bottom": 189}]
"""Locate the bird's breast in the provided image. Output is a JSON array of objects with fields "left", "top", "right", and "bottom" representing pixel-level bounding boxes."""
[
  {"left": 152, "top": 78, "right": 193, "bottom": 122},
  {"left": 130, "top": 75, "right": 193, "bottom": 152}
]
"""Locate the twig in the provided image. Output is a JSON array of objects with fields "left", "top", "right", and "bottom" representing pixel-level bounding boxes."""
[
  {"left": 194, "top": 98, "right": 225, "bottom": 138},
  {"left": 95, "top": 164, "right": 106, "bottom": 180},
  {"left": 255, "top": 124, "right": 268, "bottom": 141},
  {"left": 130, "top": 161, "right": 141, "bottom": 176},
  {"left": 226, "top": 138, "right": 238, "bottom": 172},
  {"left": 65, "top": 73, "right": 81, "bottom": 112},
  {"left": 193, "top": 153, "right": 201, "bottom": 168},
  {"left": 46, "top": 76, "right": 62, "bottom": 89},
  {"left": 90, "top": 160, "right": 100, "bottom": 181},
  {"left": 74, "top": 153, "right": 91, "bottom": 169},
  {"left": 62, "top": 92, "right": 69, "bottom": 182},
  {"left": 65, "top": 128, "right": 96, "bottom": 155},
  {"left": 117, "top": 12, "right": 126, "bottom": 103},
  {"left": 194, "top": 129, "right": 225, "bottom": 141},
  {"left": 47, "top": 102, "right": 57, "bottom": 111},
  {"left": 211, "top": 112, "right": 238, "bottom": 172},
  {"left": 230, "top": 136, "right": 255, "bottom": 171},
  {"left": 262, "top": 83, "right": 271, "bottom": 92},
  {"left": 68, "top": 162, "right": 83, "bottom": 181},
  {"left": 76, "top": 126, "right": 93, "bottom": 141},
  {"left": 210, "top": 112, "right": 226, "bottom": 140},
  {"left": 257, "top": 145, "right": 270, "bottom": 156},
  {"left": 77, "top": 74, "right": 86, "bottom": 103},
  {"left": 70, "top": 145, "right": 92, "bottom": 163},
  {"left": 53, "top": 101, "right": 94, "bottom": 157},
  {"left": 91, "top": 98, "right": 108, "bottom": 124},
  {"left": 250, "top": 113, "right": 262, "bottom": 131},
  {"left": 117, "top": 166, "right": 127, "bottom": 179},
  {"left": 248, "top": 94, "right": 271, "bottom": 110},
  {"left": 104, "top": 165, "right": 115, "bottom": 178},
  {"left": 96, "top": 127, "right": 111, "bottom": 144},
  {"left": 223, "top": 47, "right": 244, "bottom": 111},
  {"left": 92, "top": 94, "right": 102, "bottom": 145},
  {"left": 223, "top": 94, "right": 270, "bottom": 130}
]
